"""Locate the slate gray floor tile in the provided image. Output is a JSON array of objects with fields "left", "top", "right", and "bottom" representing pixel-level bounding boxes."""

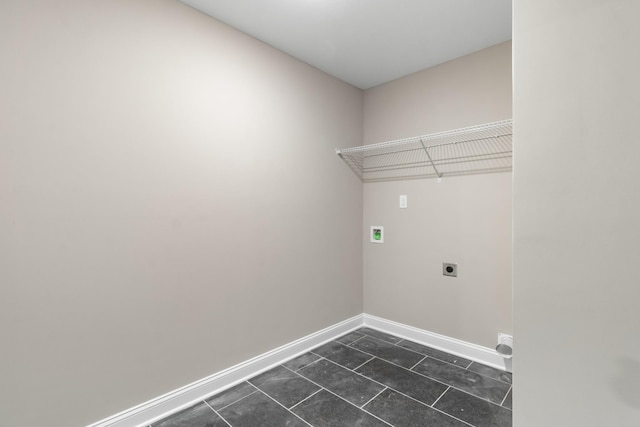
[
  {"left": 205, "top": 381, "right": 256, "bottom": 411},
  {"left": 292, "top": 389, "right": 389, "bottom": 427},
  {"left": 356, "top": 357, "right": 447, "bottom": 406},
  {"left": 363, "top": 388, "right": 467, "bottom": 427},
  {"left": 413, "top": 357, "right": 510, "bottom": 404},
  {"left": 357, "top": 328, "right": 403, "bottom": 344},
  {"left": 151, "top": 402, "right": 227, "bottom": 427},
  {"left": 397, "top": 340, "right": 472, "bottom": 368},
  {"left": 311, "top": 341, "right": 373, "bottom": 369},
  {"left": 299, "top": 358, "right": 385, "bottom": 407},
  {"left": 248, "top": 365, "right": 320, "bottom": 408},
  {"left": 152, "top": 329, "right": 514, "bottom": 427},
  {"left": 351, "top": 336, "right": 424, "bottom": 368},
  {"left": 218, "top": 391, "right": 307, "bottom": 427},
  {"left": 335, "top": 331, "right": 365, "bottom": 345},
  {"left": 468, "top": 362, "right": 513, "bottom": 384},
  {"left": 502, "top": 388, "right": 512, "bottom": 409},
  {"left": 283, "top": 352, "right": 322, "bottom": 371},
  {"left": 435, "top": 387, "right": 513, "bottom": 427}
]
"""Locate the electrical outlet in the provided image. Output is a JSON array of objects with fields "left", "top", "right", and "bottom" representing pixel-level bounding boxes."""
[{"left": 443, "top": 263, "right": 457, "bottom": 277}]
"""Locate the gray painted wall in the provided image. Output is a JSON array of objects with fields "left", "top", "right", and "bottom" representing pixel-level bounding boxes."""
[
  {"left": 513, "top": 0, "right": 640, "bottom": 425},
  {"left": 0, "top": 1, "right": 363, "bottom": 426},
  {"left": 362, "top": 42, "right": 513, "bottom": 348}
]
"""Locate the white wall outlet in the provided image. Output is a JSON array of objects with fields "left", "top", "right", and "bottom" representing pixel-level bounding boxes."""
[
  {"left": 370, "top": 226, "right": 384, "bottom": 243},
  {"left": 399, "top": 194, "right": 408, "bottom": 208}
]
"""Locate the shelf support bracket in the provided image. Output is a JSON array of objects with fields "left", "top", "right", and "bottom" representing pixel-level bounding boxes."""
[{"left": 420, "top": 139, "right": 442, "bottom": 180}]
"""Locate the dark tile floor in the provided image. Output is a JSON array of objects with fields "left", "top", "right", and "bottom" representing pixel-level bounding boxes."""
[{"left": 150, "top": 327, "right": 512, "bottom": 427}]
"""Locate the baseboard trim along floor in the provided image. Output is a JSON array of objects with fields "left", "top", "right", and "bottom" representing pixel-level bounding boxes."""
[{"left": 87, "top": 313, "right": 510, "bottom": 427}]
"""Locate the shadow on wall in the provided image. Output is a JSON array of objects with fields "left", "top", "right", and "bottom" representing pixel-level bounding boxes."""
[{"left": 612, "top": 358, "right": 640, "bottom": 410}]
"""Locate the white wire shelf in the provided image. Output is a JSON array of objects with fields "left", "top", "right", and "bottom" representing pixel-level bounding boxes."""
[{"left": 336, "top": 119, "right": 513, "bottom": 182}]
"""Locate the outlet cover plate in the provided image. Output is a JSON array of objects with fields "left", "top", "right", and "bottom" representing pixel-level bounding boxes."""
[
  {"left": 370, "top": 226, "right": 384, "bottom": 243},
  {"left": 443, "top": 263, "right": 457, "bottom": 277}
]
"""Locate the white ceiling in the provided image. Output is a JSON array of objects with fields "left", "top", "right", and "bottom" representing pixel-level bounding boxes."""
[{"left": 179, "top": 0, "right": 512, "bottom": 89}]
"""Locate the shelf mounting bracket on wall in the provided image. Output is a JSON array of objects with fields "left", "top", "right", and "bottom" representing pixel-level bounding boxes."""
[{"left": 419, "top": 139, "right": 443, "bottom": 182}]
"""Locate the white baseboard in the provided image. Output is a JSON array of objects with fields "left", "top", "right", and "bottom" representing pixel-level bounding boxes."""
[
  {"left": 363, "top": 314, "right": 512, "bottom": 372},
  {"left": 88, "top": 313, "right": 511, "bottom": 427},
  {"left": 87, "top": 314, "right": 364, "bottom": 427}
]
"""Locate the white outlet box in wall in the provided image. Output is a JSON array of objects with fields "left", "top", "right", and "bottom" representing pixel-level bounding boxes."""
[{"left": 370, "top": 226, "right": 384, "bottom": 243}]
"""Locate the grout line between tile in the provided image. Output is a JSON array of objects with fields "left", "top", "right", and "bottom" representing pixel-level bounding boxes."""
[
  {"left": 393, "top": 339, "right": 478, "bottom": 371},
  {"left": 352, "top": 355, "right": 375, "bottom": 371},
  {"left": 431, "top": 386, "right": 450, "bottom": 407},
  {"left": 288, "top": 388, "right": 323, "bottom": 411},
  {"left": 203, "top": 401, "right": 232, "bottom": 427},
  {"left": 345, "top": 334, "right": 367, "bottom": 347},
  {"left": 500, "top": 385, "right": 512, "bottom": 407},
  {"left": 361, "top": 386, "right": 388, "bottom": 409},
  {"left": 414, "top": 357, "right": 511, "bottom": 406},
  {"left": 465, "top": 362, "right": 513, "bottom": 385},
  {"left": 256, "top": 390, "right": 314, "bottom": 427},
  {"left": 215, "top": 388, "right": 259, "bottom": 413},
  {"left": 333, "top": 342, "right": 424, "bottom": 373},
  {"left": 281, "top": 363, "right": 393, "bottom": 427},
  {"left": 358, "top": 329, "right": 403, "bottom": 345},
  {"left": 357, "top": 377, "right": 474, "bottom": 427},
  {"left": 409, "top": 355, "right": 427, "bottom": 370},
  {"left": 301, "top": 356, "right": 473, "bottom": 427}
]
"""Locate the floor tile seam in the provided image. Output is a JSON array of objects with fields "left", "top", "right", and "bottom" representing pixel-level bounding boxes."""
[
  {"left": 306, "top": 345, "right": 509, "bottom": 413},
  {"left": 306, "top": 356, "right": 401, "bottom": 393},
  {"left": 249, "top": 378, "right": 321, "bottom": 410},
  {"left": 431, "top": 386, "right": 451, "bottom": 407},
  {"left": 357, "top": 356, "right": 451, "bottom": 392},
  {"left": 466, "top": 362, "right": 513, "bottom": 385},
  {"left": 282, "top": 362, "right": 389, "bottom": 415},
  {"left": 408, "top": 368, "right": 509, "bottom": 409},
  {"left": 282, "top": 364, "right": 393, "bottom": 427},
  {"left": 411, "top": 350, "right": 472, "bottom": 370},
  {"left": 288, "top": 388, "right": 324, "bottom": 411},
  {"left": 409, "top": 355, "right": 427, "bottom": 370},
  {"left": 367, "top": 331, "right": 511, "bottom": 383},
  {"left": 434, "top": 382, "right": 513, "bottom": 412},
  {"left": 214, "top": 387, "right": 259, "bottom": 413},
  {"left": 282, "top": 358, "right": 390, "bottom": 394},
  {"left": 340, "top": 343, "right": 425, "bottom": 372},
  {"left": 287, "top": 355, "right": 325, "bottom": 372},
  {"left": 361, "top": 386, "right": 389, "bottom": 408},
  {"left": 347, "top": 334, "right": 367, "bottom": 346},
  {"left": 309, "top": 344, "right": 376, "bottom": 372},
  {"left": 366, "top": 384, "right": 475, "bottom": 427},
  {"left": 250, "top": 365, "right": 317, "bottom": 388},
  {"left": 348, "top": 334, "right": 427, "bottom": 361},
  {"left": 416, "top": 356, "right": 513, "bottom": 397},
  {"left": 249, "top": 365, "right": 324, "bottom": 409},
  {"left": 202, "top": 400, "right": 232, "bottom": 427},
  {"left": 499, "top": 385, "right": 513, "bottom": 407},
  {"left": 352, "top": 355, "right": 376, "bottom": 371},
  {"left": 311, "top": 340, "right": 374, "bottom": 364},
  {"left": 254, "top": 389, "right": 314, "bottom": 427},
  {"left": 286, "top": 357, "right": 475, "bottom": 427},
  {"left": 357, "top": 329, "right": 401, "bottom": 345},
  {"left": 395, "top": 338, "right": 478, "bottom": 370}
]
